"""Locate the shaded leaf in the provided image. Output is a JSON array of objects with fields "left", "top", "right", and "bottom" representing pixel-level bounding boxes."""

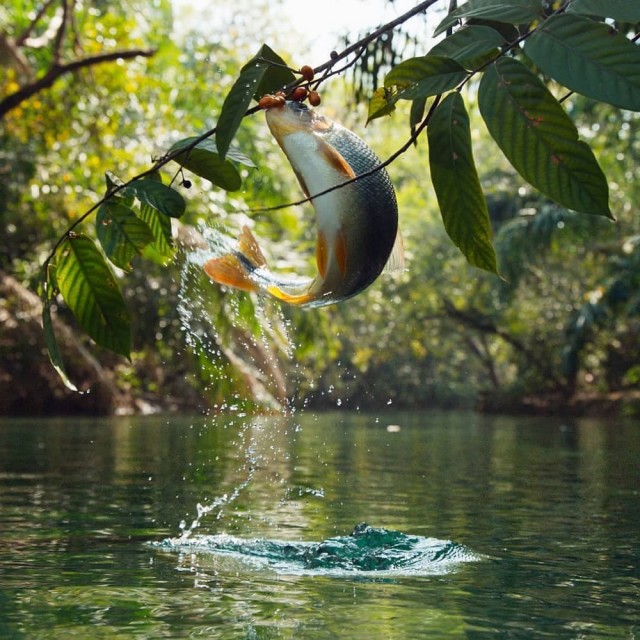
[
  {"left": 55, "top": 234, "right": 131, "bottom": 358},
  {"left": 428, "top": 25, "right": 505, "bottom": 68},
  {"left": 428, "top": 92, "right": 498, "bottom": 273},
  {"left": 42, "top": 263, "right": 80, "bottom": 393},
  {"left": 366, "top": 87, "right": 397, "bottom": 124},
  {"left": 410, "top": 96, "right": 427, "bottom": 132},
  {"left": 125, "top": 179, "right": 186, "bottom": 218},
  {"left": 384, "top": 55, "right": 467, "bottom": 100},
  {"left": 435, "top": 0, "right": 543, "bottom": 37},
  {"left": 478, "top": 57, "right": 611, "bottom": 217},
  {"left": 216, "top": 44, "right": 294, "bottom": 159},
  {"left": 169, "top": 137, "right": 242, "bottom": 191},
  {"left": 248, "top": 44, "right": 296, "bottom": 101},
  {"left": 524, "top": 14, "right": 640, "bottom": 111},
  {"left": 97, "top": 200, "right": 154, "bottom": 271},
  {"left": 567, "top": 0, "right": 640, "bottom": 22}
]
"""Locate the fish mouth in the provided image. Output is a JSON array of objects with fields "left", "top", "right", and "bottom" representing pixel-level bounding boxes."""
[{"left": 265, "top": 101, "right": 331, "bottom": 139}]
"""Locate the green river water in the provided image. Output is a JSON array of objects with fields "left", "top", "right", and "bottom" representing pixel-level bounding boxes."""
[{"left": 0, "top": 410, "right": 639, "bottom": 638}]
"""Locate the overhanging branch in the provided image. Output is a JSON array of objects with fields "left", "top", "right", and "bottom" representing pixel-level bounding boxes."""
[{"left": 0, "top": 48, "right": 155, "bottom": 119}]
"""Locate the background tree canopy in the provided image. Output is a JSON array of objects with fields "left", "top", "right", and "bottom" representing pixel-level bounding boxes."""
[{"left": 1, "top": 0, "right": 639, "bottom": 415}]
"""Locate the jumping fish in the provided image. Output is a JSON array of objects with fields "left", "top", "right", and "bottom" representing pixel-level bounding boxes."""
[{"left": 203, "top": 100, "right": 401, "bottom": 308}]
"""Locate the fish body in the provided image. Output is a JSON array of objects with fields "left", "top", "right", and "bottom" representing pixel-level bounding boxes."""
[{"left": 204, "top": 100, "right": 400, "bottom": 307}]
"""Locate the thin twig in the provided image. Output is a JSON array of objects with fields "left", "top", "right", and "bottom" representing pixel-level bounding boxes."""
[{"left": 15, "top": 0, "right": 58, "bottom": 46}]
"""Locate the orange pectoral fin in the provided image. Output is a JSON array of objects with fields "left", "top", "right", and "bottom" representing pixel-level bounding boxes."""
[
  {"left": 317, "top": 138, "right": 356, "bottom": 180},
  {"left": 204, "top": 255, "right": 258, "bottom": 292}
]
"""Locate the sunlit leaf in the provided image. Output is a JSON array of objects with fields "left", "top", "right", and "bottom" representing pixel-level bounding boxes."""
[
  {"left": 97, "top": 200, "right": 154, "bottom": 271},
  {"left": 567, "top": 0, "right": 640, "bottom": 22},
  {"left": 216, "top": 44, "right": 294, "bottom": 159},
  {"left": 478, "top": 57, "right": 612, "bottom": 217},
  {"left": 428, "top": 92, "right": 498, "bottom": 273},
  {"left": 135, "top": 174, "right": 174, "bottom": 258},
  {"left": 55, "top": 234, "right": 131, "bottom": 358},
  {"left": 524, "top": 14, "right": 640, "bottom": 112},
  {"left": 435, "top": 0, "right": 543, "bottom": 37},
  {"left": 125, "top": 179, "right": 186, "bottom": 218},
  {"left": 384, "top": 56, "right": 467, "bottom": 100},
  {"left": 366, "top": 87, "right": 397, "bottom": 124},
  {"left": 428, "top": 25, "right": 504, "bottom": 68},
  {"left": 169, "top": 137, "right": 242, "bottom": 191}
]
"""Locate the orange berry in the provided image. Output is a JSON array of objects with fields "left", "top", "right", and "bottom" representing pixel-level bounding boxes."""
[
  {"left": 291, "top": 86, "right": 308, "bottom": 102},
  {"left": 308, "top": 90, "right": 321, "bottom": 107},
  {"left": 300, "top": 65, "right": 315, "bottom": 82},
  {"left": 258, "top": 94, "right": 276, "bottom": 109}
]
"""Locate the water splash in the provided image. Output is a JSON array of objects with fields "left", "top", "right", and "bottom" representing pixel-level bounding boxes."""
[{"left": 154, "top": 523, "right": 482, "bottom": 577}]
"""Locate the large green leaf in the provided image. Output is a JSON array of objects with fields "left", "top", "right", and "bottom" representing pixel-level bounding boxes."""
[
  {"left": 428, "top": 25, "right": 505, "bottom": 68},
  {"left": 135, "top": 174, "right": 174, "bottom": 258},
  {"left": 567, "top": 0, "right": 640, "bottom": 22},
  {"left": 427, "top": 92, "right": 498, "bottom": 273},
  {"left": 435, "top": 0, "right": 543, "bottom": 36},
  {"left": 384, "top": 56, "right": 467, "bottom": 100},
  {"left": 96, "top": 200, "right": 154, "bottom": 271},
  {"left": 55, "top": 234, "right": 131, "bottom": 358},
  {"left": 478, "top": 57, "right": 611, "bottom": 217},
  {"left": 524, "top": 14, "right": 640, "bottom": 111},
  {"left": 169, "top": 137, "right": 242, "bottom": 191},
  {"left": 125, "top": 179, "right": 186, "bottom": 218},
  {"left": 216, "top": 44, "right": 294, "bottom": 159}
]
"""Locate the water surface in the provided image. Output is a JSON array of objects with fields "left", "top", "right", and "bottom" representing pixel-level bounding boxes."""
[{"left": 1, "top": 411, "right": 639, "bottom": 638}]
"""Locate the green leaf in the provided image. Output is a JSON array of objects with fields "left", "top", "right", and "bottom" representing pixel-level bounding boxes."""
[
  {"left": 125, "top": 179, "right": 186, "bottom": 218},
  {"left": 216, "top": 44, "right": 294, "bottom": 159},
  {"left": 524, "top": 14, "right": 640, "bottom": 112},
  {"left": 428, "top": 25, "right": 505, "bottom": 68},
  {"left": 384, "top": 56, "right": 467, "bottom": 101},
  {"left": 135, "top": 174, "right": 174, "bottom": 258},
  {"left": 97, "top": 200, "right": 154, "bottom": 271},
  {"left": 105, "top": 171, "right": 134, "bottom": 206},
  {"left": 248, "top": 44, "right": 296, "bottom": 101},
  {"left": 435, "top": 0, "right": 543, "bottom": 37},
  {"left": 427, "top": 92, "right": 498, "bottom": 273},
  {"left": 366, "top": 87, "right": 397, "bottom": 124},
  {"left": 169, "top": 137, "right": 242, "bottom": 191},
  {"left": 567, "top": 0, "right": 640, "bottom": 22},
  {"left": 478, "top": 57, "right": 611, "bottom": 217},
  {"left": 55, "top": 234, "right": 131, "bottom": 358}
]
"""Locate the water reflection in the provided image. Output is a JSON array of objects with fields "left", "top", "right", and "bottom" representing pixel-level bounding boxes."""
[{"left": 1, "top": 411, "right": 639, "bottom": 638}]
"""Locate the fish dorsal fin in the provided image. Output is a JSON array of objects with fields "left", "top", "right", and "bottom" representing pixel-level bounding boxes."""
[
  {"left": 383, "top": 229, "right": 405, "bottom": 274},
  {"left": 238, "top": 225, "right": 268, "bottom": 268},
  {"left": 317, "top": 138, "right": 356, "bottom": 180}
]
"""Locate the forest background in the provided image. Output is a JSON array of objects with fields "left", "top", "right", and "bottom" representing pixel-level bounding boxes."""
[{"left": 1, "top": 0, "right": 639, "bottom": 416}]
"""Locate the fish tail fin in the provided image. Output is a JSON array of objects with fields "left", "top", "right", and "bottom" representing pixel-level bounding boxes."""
[
  {"left": 203, "top": 226, "right": 267, "bottom": 293},
  {"left": 203, "top": 254, "right": 258, "bottom": 292}
]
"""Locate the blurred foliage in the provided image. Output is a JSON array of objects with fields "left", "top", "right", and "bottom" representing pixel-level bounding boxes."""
[{"left": 1, "top": 0, "right": 639, "bottom": 414}]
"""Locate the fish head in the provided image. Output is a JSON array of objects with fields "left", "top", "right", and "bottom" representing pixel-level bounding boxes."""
[{"left": 265, "top": 100, "right": 331, "bottom": 143}]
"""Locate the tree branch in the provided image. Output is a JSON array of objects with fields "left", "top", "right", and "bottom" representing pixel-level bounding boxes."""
[{"left": 0, "top": 48, "right": 155, "bottom": 119}]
